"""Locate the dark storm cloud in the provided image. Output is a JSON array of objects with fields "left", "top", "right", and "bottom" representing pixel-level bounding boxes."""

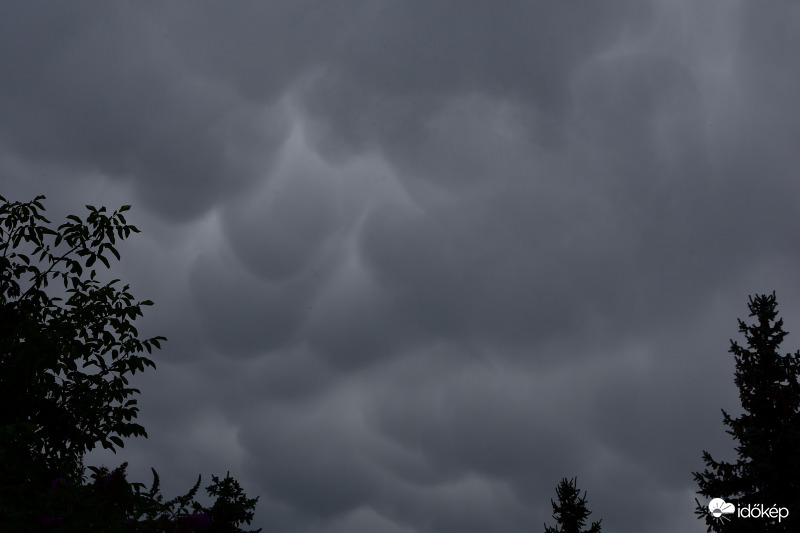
[
  {"left": 221, "top": 145, "right": 341, "bottom": 283},
  {"left": 190, "top": 247, "right": 312, "bottom": 357},
  {"left": 0, "top": 2, "right": 289, "bottom": 220},
  {"left": 4, "top": 1, "right": 800, "bottom": 532},
  {"left": 299, "top": 1, "right": 652, "bottom": 162}
]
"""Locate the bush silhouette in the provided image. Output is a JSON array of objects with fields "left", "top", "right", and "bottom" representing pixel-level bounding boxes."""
[{"left": 0, "top": 195, "right": 260, "bottom": 532}]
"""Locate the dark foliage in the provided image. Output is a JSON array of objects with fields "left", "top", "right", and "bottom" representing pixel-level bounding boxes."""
[
  {"left": 0, "top": 196, "right": 260, "bottom": 532},
  {"left": 693, "top": 292, "right": 800, "bottom": 532},
  {"left": 543, "top": 477, "right": 601, "bottom": 533},
  {"left": 0, "top": 194, "right": 160, "bottom": 524}
]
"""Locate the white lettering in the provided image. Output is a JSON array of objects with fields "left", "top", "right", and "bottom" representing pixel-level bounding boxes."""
[{"left": 737, "top": 504, "right": 790, "bottom": 523}]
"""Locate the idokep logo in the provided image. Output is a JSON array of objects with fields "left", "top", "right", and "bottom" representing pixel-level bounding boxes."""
[
  {"left": 708, "top": 498, "right": 735, "bottom": 523},
  {"left": 708, "top": 498, "right": 790, "bottom": 524}
]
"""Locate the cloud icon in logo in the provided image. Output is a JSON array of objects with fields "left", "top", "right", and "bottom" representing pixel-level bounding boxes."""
[{"left": 709, "top": 498, "right": 736, "bottom": 521}]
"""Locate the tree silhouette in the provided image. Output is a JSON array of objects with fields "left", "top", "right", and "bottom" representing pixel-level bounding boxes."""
[
  {"left": 191, "top": 471, "right": 262, "bottom": 533},
  {"left": 0, "top": 195, "right": 260, "bottom": 532},
  {"left": 0, "top": 195, "right": 161, "bottom": 523},
  {"left": 693, "top": 291, "right": 800, "bottom": 532},
  {"left": 543, "top": 477, "right": 602, "bottom": 533}
]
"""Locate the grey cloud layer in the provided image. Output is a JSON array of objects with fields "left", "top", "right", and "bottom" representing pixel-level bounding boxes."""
[{"left": 3, "top": 1, "right": 800, "bottom": 532}]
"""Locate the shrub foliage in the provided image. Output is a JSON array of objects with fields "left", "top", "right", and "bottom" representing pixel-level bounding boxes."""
[{"left": 0, "top": 195, "right": 260, "bottom": 532}]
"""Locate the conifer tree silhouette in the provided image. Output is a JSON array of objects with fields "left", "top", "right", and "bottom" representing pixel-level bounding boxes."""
[
  {"left": 543, "top": 477, "right": 602, "bottom": 533},
  {"left": 693, "top": 291, "right": 800, "bottom": 532}
]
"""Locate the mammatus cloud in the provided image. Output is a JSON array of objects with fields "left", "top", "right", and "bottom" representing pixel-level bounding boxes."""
[{"left": 3, "top": 1, "right": 800, "bottom": 531}]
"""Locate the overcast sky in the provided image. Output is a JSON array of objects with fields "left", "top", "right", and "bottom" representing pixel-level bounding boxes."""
[{"left": 3, "top": 1, "right": 800, "bottom": 531}]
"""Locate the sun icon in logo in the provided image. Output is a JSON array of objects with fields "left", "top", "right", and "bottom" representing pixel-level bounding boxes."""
[{"left": 708, "top": 498, "right": 736, "bottom": 522}]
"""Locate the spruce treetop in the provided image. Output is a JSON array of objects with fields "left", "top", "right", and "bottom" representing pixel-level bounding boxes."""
[
  {"left": 694, "top": 292, "right": 800, "bottom": 532},
  {"left": 544, "top": 477, "right": 602, "bottom": 533}
]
